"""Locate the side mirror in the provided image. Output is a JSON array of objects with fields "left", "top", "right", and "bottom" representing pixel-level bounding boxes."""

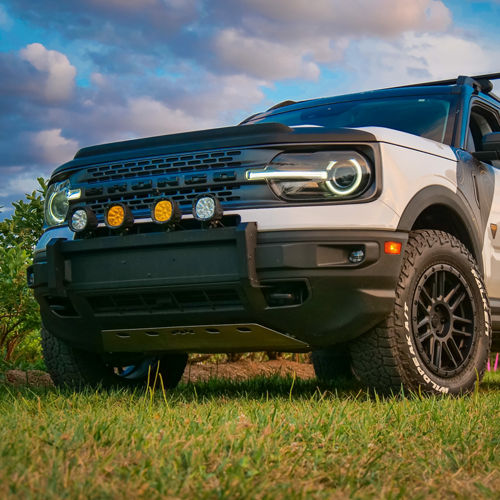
[
  {"left": 482, "top": 132, "right": 500, "bottom": 153},
  {"left": 472, "top": 132, "right": 500, "bottom": 162}
]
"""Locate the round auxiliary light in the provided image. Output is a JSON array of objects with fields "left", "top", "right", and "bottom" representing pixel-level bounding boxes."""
[
  {"left": 69, "top": 206, "right": 98, "bottom": 233},
  {"left": 151, "top": 199, "right": 181, "bottom": 224},
  {"left": 192, "top": 195, "right": 223, "bottom": 222},
  {"left": 105, "top": 203, "right": 134, "bottom": 229}
]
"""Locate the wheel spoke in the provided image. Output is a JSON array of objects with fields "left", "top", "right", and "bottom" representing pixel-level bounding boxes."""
[
  {"left": 420, "top": 286, "right": 433, "bottom": 308},
  {"left": 438, "top": 271, "right": 446, "bottom": 298},
  {"left": 442, "top": 341, "right": 459, "bottom": 368},
  {"left": 434, "top": 341, "right": 443, "bottom": 370},
  {"left": 417, "top": 316, "right": 430, "bottom": 329},
  {"left": 452, "top": 314, "right": 472, "bottom": 325},
  {"left": 449, "top": 337, "right": 464, "bottom": 362},
  {"left": 452, "top": 328, "right": 472, "bottom": 338},
  {"left": 444, "top": 283, "right": 460, "bottom": 305},
  {"left": 418, "top": 329, "right": 433, "bottom": 342},
  {"left": 429, "top": 336, "right": 436, "bottom": 363},
  {"left": 450, "top": 291, "right": 466, "bottom": 311},
  {"left": 432, "top": 273, "right": 438, "bottom": 299}
]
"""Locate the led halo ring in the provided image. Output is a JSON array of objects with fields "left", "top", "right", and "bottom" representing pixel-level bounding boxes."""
[
  {"left": 192, "top": 194, "right": 223, "bottom": 222},
  {"left": 325, "top": 159, "right": 363, "bottom": 196},
  {"left": 151, "top": 198, "right": 181, "bottom": 225},
  {"left": 68, "top": 206, "right": 98, "bottom": 233},
  {"left": 105, "top": 203, "right": 134, "bottom": 229}
]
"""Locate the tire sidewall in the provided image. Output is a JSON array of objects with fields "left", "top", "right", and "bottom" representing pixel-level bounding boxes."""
[{"left": 396, "top": 235, "right": 491, "bottom": 395}]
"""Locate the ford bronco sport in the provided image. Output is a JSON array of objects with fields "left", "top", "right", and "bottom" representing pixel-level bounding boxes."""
[{"left": 29, "top": 73, "right": 500, "bottom": 394}]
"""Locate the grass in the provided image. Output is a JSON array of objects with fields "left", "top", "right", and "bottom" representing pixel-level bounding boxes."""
[{"left": 0, "top": 372, "right": 499, "bottom": 499}]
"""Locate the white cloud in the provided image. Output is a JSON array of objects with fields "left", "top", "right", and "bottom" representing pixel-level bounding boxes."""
[
  {"left": 60, "top": 72, "right": 268, "bottom": 146},
  {"left": 32, "top": 129, "right": 79, "bottom": 165},
  {"left": 0, "top": 171, "right": 46, "bottom": 199},
  {"left": 212, "top": 0, "right": 452, "bottom": 82},
  {"left": 124, "top": 97, "right": 218, "bottom": 136},
  {"left": 214, "top": 29, "right": 321, "bottom": 80},
  {"left": 242, "top": 0, "right": 451, "bottom": 36},
  {"left": 88, "top": 0, "right": 157, "bottom": 7},
  {"left": 342, "top": 32, "right": 500, "bottom": 92},
  {"left": 20, "top": 43, "right": 76, "bottom": 102}
]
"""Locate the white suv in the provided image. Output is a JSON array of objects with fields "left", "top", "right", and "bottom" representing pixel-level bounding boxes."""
[{"left": 30, "top": 73, "right": 500, "bottom": 394}]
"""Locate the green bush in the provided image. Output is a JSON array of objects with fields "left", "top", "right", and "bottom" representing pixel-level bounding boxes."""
[
  {"left": 0, "top": 179, "right": 46, "bottom": 365},
  {"left": 0, "top": 245, "right": 41, "bottom": 362}
]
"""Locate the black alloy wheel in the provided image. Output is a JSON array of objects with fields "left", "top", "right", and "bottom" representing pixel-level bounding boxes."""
[
  {"left": 413, "top": 265, "right": 475, "bottom": 377},
  {"left": 350, "top": 230, "right": 491, "bottom": 395}
]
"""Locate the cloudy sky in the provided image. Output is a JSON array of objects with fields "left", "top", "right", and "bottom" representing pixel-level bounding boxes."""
[{"left": 0, "top": 0, "right": 499, "bottom": 214}]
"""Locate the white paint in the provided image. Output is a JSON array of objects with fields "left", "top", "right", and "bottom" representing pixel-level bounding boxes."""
[
  {"left": 233, "top": 136, "right": 457, "bottom": 232},
  {"left": 356, "top": 126, "right": 457, "bottom": 161}
]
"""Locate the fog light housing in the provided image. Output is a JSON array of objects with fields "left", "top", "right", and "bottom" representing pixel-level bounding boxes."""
[
  {"left": 192, "top": 195, "right": 223, "bottom": 222},
  {"left": 69, "top": 206, "right": 98, "bottom": 233},
  {"left": 151, "top": 199, "right": 181, "bottom": 224},
  {"left": 105, "top": 203, "right": 134, "bottom": 229},
  {"left": 349, "top": 249, "right": 365, "bottom": 264}
]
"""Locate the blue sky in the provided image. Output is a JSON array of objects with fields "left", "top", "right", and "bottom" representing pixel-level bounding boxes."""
[{"left": 0, "top": 0, "right": 499, "bottom": 215}]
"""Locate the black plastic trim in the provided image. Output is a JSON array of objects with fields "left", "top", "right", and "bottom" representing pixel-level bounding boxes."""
[
  {"left": 33, "top": 227, "right": 407, "bottom": 352},
  {"left": 397, "top": 185, "right": 484, "bottom": 272},
  {"left": 58, "top": 125, "right": 377, "bottom": 174}
]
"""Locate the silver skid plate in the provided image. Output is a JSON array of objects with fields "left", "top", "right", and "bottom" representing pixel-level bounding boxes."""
[{"left": 102, "top": 323, "right": 309, "bottom": 353}]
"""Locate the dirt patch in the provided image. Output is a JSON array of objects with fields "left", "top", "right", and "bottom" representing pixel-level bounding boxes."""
[
  {"left": 4, "top": 370, "right": 54, "bottom": 388},
  {"left": 182, "top": 359, "right": 314, "bottom": 383},
  {"left": 3, "top": 360, "right": 314, "bottom": 387}
]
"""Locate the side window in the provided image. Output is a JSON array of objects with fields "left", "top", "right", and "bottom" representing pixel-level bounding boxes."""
[{"left": 466, "top": 104, "right": 500, "bottom": 152}]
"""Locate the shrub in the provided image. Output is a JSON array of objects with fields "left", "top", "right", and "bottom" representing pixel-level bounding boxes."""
[{"left": 0, "top": 179, "right": 46, "bottom": 364}]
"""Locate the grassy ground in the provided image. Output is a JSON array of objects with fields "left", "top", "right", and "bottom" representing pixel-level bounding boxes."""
[{"left": 0, "top": 372, "right": 499, "bottom": 499}]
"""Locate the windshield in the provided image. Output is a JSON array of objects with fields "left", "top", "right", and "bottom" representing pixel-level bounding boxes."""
[{"left": 248, "top": 95, "right": 456, "bottom": 144}]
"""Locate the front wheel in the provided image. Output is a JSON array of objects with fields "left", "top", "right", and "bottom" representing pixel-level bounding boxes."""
[
  {"left": 41, "top": 326, "right": 187, "bottom": 390},
  {"left": 350, "top": 230, "right": 491, "bottom": 395},
  {"left": 312, "top": 345, "right": 353, "bottom": 382}
]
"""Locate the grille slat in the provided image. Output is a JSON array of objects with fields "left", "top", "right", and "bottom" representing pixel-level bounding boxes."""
[
  {"left": 84, "top": 150, "right": 241, "bottom": 183},
  {"left": 77, "top": 148, "right": 245, "bottom": 219},
  {"left": 88, "top": 289, "right": 242, "bottom": 315}
]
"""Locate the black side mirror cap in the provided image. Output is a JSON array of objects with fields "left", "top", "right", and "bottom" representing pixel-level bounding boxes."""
[
  {"left": 472, "top": 150, "right": 499, "bottom": 162},
  {"left": 482, "top": 131, "right": 500, "bottom": 153},
  {"left": 472, "top": 132, "right": 500, "bottom": 162}
]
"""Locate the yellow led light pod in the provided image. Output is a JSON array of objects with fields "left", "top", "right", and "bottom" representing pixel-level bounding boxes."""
[
  {"left": 151, "top": 199, "right": 181, "bottom": 224},
  {"left": 105, "top": 203, "right": 134, "bottom": 229}
]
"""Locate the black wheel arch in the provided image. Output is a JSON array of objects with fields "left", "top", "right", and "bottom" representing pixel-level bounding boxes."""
[{"left": 397, "top": 185, "right": 484, "bottom": 273}]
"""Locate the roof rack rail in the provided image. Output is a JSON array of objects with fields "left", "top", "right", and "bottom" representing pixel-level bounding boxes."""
[
  {"left": 395, "top": 72, "right": 500, "bottom": 94},
  {"left": 266, "top": 100, "right": 297, "bottom": 112}
]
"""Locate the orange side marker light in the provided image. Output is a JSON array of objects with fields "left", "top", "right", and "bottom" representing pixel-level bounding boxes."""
[{"left": 384, "top": 241, "right": 402, "bottom": 255}]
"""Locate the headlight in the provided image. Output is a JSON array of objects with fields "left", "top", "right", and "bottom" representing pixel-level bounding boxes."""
[
  {"left": 44, "top": 180, "right": 81, "bottom": 227},
  {"left": 246, "top": 151, "right": 372, "bottom": 201}
]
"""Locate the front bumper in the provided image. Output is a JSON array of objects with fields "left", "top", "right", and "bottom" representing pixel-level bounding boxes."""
[{"left": 30, "top": 223, "right": 407, "bottom": 353}]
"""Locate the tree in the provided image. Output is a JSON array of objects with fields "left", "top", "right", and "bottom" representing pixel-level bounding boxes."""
[
  {"left": 0, "top": 178, "right": 46, "bottom": 363},
  {"left": 0, "top": 178, "right": 46, "bottom": 257},
  {"left": 0, "top": 246, "right": 40, "bottom": 361}
]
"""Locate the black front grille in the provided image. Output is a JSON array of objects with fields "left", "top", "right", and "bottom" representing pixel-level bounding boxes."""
[
  {"left": 87, "top": 288, "right": 243, "bottom": 315},
  {"left": 86, "top": 183, "right": 241, "bottom": 218},
  {"left": 84, "top": 150, "right": 242, "bottom": 184},
  {"left": 69, "top": 146, "right": 280, "bottom": 227}
]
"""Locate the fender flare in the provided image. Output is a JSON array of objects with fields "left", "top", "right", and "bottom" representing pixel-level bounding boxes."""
[{"left": 396, "top": 185, "right": 484, "bottom": 272}]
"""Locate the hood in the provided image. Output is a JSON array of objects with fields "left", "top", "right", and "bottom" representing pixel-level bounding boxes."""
[
  {"left": 52, "top": 123, "right": 378, "bottom": 176},
  {"left": 354, "top": 126, "right": 457, "bottom": 161}
]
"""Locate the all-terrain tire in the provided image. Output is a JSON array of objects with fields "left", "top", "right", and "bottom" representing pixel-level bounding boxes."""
[
  {"left": 350, "top": 230, "right": 491, "bottom": 395},
  {"left": 312, "top": 346, "right": 353, "bottom": 382},
  {"left": 41, "top": 326, "right": 187, "bottom": 390}
]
